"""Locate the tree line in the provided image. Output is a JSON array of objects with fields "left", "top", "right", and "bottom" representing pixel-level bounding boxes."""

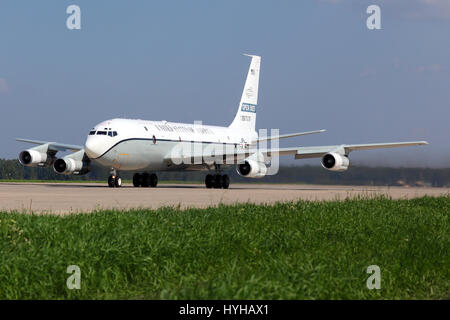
[{"left": 0, "top": 158, "right": 449, "bottom": 187}]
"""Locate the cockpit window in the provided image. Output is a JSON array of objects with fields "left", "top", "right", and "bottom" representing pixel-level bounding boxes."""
[{"left": 95, "top": 129, "right": 117, "bottom": 137}]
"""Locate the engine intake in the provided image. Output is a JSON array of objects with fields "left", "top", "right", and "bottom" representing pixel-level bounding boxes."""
[
  {"left": 53, "top": 157, "right": 90, "bottom": 175},
  {"left": 237, "top": 159, "right": 267, "bottom": 178},
  {"left": 19, "top": 149, "right": 54, "bottom": 167},
  {"left": 321, "top": 152, "right": 349, "bottom": 171}
]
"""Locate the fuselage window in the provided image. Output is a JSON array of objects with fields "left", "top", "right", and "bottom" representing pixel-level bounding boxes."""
[
  {"left": 97, "top": 131, "right": 107, "bottom": 135},
  {"left": 89, "top": 131, "right": 96, "bottom": 135},
  {"left": 153, "top": 135, "right": 156, "bottom": 144}
]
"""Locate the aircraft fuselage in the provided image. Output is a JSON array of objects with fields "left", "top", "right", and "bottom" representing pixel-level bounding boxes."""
[{"left": 85, "top": 118, "right": 257, "bottom": 171}]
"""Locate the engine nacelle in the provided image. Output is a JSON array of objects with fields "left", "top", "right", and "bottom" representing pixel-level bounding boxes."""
[
  {"left": 237, "top": 159, "right": 268, "bottom": 178},
  {"left": 321, "top": 152, "right": 350, "bottom": 172},
  {"left": 53, "top": 157, "right": 90, "bottom": 175},
  {"left": 19, "top": 149, "right": 54, "bottom": 167}
]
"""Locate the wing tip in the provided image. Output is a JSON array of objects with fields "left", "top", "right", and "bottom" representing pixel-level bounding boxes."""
[{"left": 243, "top": 53, "right": 261, "bottom": 59}]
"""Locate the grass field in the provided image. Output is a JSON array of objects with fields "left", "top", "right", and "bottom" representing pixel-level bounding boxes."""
[{"left": 0, "top": 196, "right": 448, "bottom": 299}]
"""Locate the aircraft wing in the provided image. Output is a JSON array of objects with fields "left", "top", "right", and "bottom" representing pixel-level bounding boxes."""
[
  {"left": 292, "top": 141, "right": 429, "bottom": 159},
  {"left": 164, "top": 141, "right": 428, "bottom": 164},
  {"left": 253, "top": 129, "right": 326, "bottom": 143},
  {"left": 16, "top": 138, "right": 84, "bottom": 152}
]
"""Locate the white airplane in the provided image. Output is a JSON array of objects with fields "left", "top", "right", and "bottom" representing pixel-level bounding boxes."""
[{"left": 17, "top": 55, "right": 428, "bottom": 188}]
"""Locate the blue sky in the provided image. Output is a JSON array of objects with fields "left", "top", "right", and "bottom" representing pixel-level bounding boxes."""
[{"left": 0, "top": 0, "right": 449, "bottom": 167}]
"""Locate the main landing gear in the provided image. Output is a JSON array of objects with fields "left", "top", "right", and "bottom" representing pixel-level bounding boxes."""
[
  {"left": 108, "top": 169, "right": 122, "bottom": 188},
  {"left": 132, "top": 172, "right": 158, "bottom": 188},
  {"left": 205, "top": 174, "right": 230, "bottom": 189}
]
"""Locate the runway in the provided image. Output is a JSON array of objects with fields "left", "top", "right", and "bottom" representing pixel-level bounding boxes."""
[{"left": 0, "top": 182, "right": 448, "bottom": 214}]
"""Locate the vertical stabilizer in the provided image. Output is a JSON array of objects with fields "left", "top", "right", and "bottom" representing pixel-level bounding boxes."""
[{"left": 229, "top": 54, "right": 261, "bottom": 132}]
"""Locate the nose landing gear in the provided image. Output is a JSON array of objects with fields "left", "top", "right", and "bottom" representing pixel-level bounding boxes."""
[
  {"left": 108, "top": 169, "right": 122, "bottom": 188},
  {"left": 205, "top": 174, "right": 230, "bottom": 189}
]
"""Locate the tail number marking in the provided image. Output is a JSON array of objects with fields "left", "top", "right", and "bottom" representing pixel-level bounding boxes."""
[{"left": 241, "top": 103, "right": 256, "bottom": 113}]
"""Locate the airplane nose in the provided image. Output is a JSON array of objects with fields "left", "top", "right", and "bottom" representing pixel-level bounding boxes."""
[{"left": 84, "top": 137, "right": 102, "bottom": 159}]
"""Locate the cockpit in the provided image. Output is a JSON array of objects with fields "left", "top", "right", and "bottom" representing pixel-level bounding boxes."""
[{"left": 89, "top": 128, "right": 118, "bottom": 137}]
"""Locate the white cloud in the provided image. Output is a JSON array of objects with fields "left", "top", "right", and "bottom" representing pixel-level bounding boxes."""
[
  {"left": 0, "top": 78, "right": 9, "bottom": 93},
  {"left": 318, "top": 0, "right": 450, "bottom": 19},
  {"left": 360, "top": 67, "right": 378, "bottom": 78},
  {"left": 402, "top": 0, "right": 450, "bottom": 19},
  {"left": 416, "top": 64, "right": 443, "bottom": 73},
  {"left": 318, "top": 0, "right": 344, "bottom": 3}
]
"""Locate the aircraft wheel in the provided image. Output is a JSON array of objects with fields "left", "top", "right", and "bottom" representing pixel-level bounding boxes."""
[
  {"left": 133, "top": 173, "right": 142, "bottom": 187},
  {"left": 141, "top": 173, "right": 150, "bottom": 187},
  {"left": 108, "top": 175, "right": 115, "bottom": 188},
  {"left": 149, "top": 173, "right": 158, "bottom": 187},
  {"left": 205, "top": 174, "right": 214, "bottom": 189},
  {"left": 221, "top": 174, "right": 230, "bottom": 189},
  {"left": 213, "top": 174, "right": 222, "bottom": 189},
  {"left": 114, "top": 176, "right": 122, "bottom": 188}
]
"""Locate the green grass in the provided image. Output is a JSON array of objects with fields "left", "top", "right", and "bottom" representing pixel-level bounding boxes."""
[{"left": 0, "top": 196, "right": 448, "bottom": 299}]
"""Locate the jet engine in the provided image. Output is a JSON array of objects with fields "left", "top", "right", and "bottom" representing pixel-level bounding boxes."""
[
  {"left": 53, "top": 157, "right": 90, "bottom": 175},
  {"left": 237, "top": 159, "right": 268, "bottom": 178},
  {"left": 19, "top": 149, "right": 55, "bottom": 167},
  {"left": 321, "top": 152, "right": 349, "bottom": 172},
  {"left": 53, "top": 150, "right": 90, "bottom": 175}
]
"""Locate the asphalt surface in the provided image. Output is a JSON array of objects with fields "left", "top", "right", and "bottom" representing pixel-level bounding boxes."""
[{"left": 0, "top": 182, "right": 448, "bottom": 214}]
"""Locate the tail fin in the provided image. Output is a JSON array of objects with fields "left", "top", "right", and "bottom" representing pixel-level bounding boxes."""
[{"left": 229, "top": 54, "right": 261, "bottom": 132}]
